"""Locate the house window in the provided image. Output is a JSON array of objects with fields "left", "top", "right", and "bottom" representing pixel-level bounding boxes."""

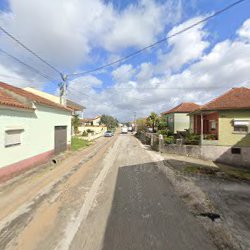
[
  {"left": 233, "top": 120, "right": 249, "bottom": 133},
  {"left": 5, "top": 129, "right": 23, "bottom": 147},
  {"left": 234, "top": 126, "right": 248, "bottom": 133},
  {"left": 210, "top": 120, "right": 217, "bottom": 130},
  {"left": 231, "top": 148, "right": 241, "bottom": 154}
]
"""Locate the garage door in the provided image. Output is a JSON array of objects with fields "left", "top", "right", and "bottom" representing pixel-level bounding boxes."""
[{"left": 54, "top": 126, "right": 67, "bottom": 154}]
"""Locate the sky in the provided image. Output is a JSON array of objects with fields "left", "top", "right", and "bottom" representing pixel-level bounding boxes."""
[{"left": 0, "top": 0, "right": 250, "bottom": 121}]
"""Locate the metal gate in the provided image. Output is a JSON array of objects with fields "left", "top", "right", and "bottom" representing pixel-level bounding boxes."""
[{"left": 54, "top": 126, "right": 67, "bottom": 154}]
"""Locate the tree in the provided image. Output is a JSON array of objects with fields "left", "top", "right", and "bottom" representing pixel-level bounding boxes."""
[
  {"left": 158, "top": 116, "right": 168, "bottom": 130},
  {"left": 72, "top": 114, "right": 80, "bottom": 135},
  {"left": 100, "top": 114, "right": 119, "bottom": 129},
  {"left": 146, "top": 112, "right": 159, "bottom": 132}
]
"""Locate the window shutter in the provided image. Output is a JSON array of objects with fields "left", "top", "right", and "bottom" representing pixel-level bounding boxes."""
[{"left": 5, "top": 130, "right": 22, "bottom": 147}]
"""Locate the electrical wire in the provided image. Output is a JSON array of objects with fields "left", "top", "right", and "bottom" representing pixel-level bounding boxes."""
[
  {"left": 69, "top": 0, "right": 247, "bottom": 77},
  {"left": 0, "top": 48, "right": 58, "bottom": 82},
  {"left": 0, "top": 25, "right": 63, "bottom": 75}
]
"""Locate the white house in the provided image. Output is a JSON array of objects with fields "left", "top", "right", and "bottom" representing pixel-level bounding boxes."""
[
  {"left": 0, "top": 81, "right": 72, "bottom": 181},
  {"left": 24, "top": 87, "right": 85, "bottom": 116}
]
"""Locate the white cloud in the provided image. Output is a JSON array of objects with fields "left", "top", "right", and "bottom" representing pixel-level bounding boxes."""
[
  {"left": 112, "top": 64, "right": 135, "bottom": 83},
  {"left": 237, "top": 18, "right": 250, "bottom": 41},
  {"left": 69, "top": 18, "right": 250, "bottom": 121},
  {"left": 102, "top": 0, "right": 183, "bottom": 51},
  {"left": 0, "top": 0, "right": 183, "bottom": 88},
  {"left": 157, "top": 16, "right": 209, "bottom": 73}
]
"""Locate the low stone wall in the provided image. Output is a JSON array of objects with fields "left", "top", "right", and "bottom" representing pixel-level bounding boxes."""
[{"left": 159, "top": 142, "right": 250, "bottom": 168}]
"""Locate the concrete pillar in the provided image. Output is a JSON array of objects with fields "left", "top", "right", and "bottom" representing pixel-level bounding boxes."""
[{"left": 159, "top": 134, "right": 164, "bottom": 153}]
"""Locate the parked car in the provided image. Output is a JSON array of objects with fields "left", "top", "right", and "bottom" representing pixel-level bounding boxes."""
[
  {"left": 128, "top": 126, "right": 133, "bottom": 132},
  {"left": 121, "top": 126, "right": 128, "bottom": 134},
  {"left": 104, "top": 131, "right": 113, "bottom": 137}
]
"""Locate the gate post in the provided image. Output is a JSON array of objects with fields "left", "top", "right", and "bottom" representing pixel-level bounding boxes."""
[{"left": 159, "top": 134, "right": 164, "bottom": 153}]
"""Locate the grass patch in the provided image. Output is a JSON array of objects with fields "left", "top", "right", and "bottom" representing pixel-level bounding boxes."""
[
  {"left": 219, "top": 165, "right": 250, "bottom": 181},
  {"left": 71, "top": 136, "right": 90, "bottom": 151},
  {"left": 184, "top": 165, "right": 219, "bottom": 175},
  {"left": 183, "top": 164, "right": 250, "bottom": 181}
]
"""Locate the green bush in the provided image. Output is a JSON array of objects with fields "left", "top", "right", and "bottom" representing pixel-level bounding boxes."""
[
  {"left": 164, "top": 135, "right": 175, "bottom": 144},
  {"left": 157, "top": 129, "right": 169, "bottom": 135},
  {"left": 71, "top": 137, "right": 90, "bottom": 151},
  {"left": 86, "top": 129, "right": 94, "bottom": 133},
  {"left": 82, "top": 131, "right": 88, "bottom": 137},
  {"left": 204, "top": 134, "right": 217, "bottom": 140},
  {"left": 185, "top": 133, "right": 200, "bottom": 145}
]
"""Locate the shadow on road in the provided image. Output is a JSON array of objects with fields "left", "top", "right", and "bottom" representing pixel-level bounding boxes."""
[{"left": 102, "top": 161, "right": 216, "bottom": 250}]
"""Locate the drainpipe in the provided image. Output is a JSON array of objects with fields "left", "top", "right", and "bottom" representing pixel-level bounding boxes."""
[{"left": 200, "top": 112, "right": 203, "bottom": 145}]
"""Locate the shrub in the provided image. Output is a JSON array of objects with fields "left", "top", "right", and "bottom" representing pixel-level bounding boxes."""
[
  {"left": 164, "top": 135, "right": 175, "bottom": 144},
  {"left": 86, "top": 129, "right": 94, "bottom": 133},
  {"left": 185, "top": 133, "right": 200, "bottom": 145},
  {"left": 157, "top": 129, "right": 169, "bottom": 135},
  {"left": 71, "top": 137, "right": 90, "bottom": 151},
  {"left": 82, "top": 131, "right": 88, "bottom": 137},
  {"left": 204, "top": 134, "right": 217, "bottom": 140}
]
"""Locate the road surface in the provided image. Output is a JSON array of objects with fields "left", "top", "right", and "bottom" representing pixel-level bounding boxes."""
[{"left": 0, "top": 134, "right": 216, "bottom": 250}]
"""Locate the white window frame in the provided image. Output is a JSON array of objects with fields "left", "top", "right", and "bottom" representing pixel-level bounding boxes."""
[
  {"left": 5, "top": 129, "right": 23, "bottom": 147},
  {"left": 233, "top": 120, "right": 249, "bottom": 134}
]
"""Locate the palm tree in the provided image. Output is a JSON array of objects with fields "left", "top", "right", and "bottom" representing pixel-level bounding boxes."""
[{"left": 146, "top": 112, "right": 159, "bottom": 132}]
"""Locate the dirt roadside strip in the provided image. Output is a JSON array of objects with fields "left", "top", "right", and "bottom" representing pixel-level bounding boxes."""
[
  {"left": 0, "top": 136, "right": 117, "bottom": 250},
  {"left": 144, "top": 147, "right": 245, "bottom": 250}
]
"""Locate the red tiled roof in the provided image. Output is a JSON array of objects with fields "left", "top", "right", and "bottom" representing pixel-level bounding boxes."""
[
  {"left": 162, "top": 102, "right": 200, "bottom": 115},
  {"left": 0, "top": 89, "right": 34, "bottom": 110},
  {"left": 80, "top": 116, "right": 100, "bottom": 122},
  {"left": 0, "top": 81, "right": 71, "bottom": 112},
  {"left": 200, "top": 87, "right": 250, "bottom": 111}
]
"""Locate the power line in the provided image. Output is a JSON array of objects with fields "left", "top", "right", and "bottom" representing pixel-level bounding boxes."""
[
  {"left": 69, "top": 0, "right": 247, "bottom": 77},
  {"left": 0, "top": 48, "right": 58, "bottom": 82},
  {"left": 0, "top": 25, "right": 63, "bottom": 75}
]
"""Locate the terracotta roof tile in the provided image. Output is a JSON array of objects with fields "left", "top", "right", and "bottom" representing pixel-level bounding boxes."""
[
  {"left": 200, "top": 87, "right": 250, "bottom": 111},
  {"left": 0, "top": 89, "right": 33, "bottom": 110},
  {"left": 0, "top": 81, "right": 71, "bottom": 112},
  {"left": 162, "top": 102, "right": 200, "bottom": 115}
]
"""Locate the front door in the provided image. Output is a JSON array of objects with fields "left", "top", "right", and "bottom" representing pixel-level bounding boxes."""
[{"left": 54, "top": 126, "right": 67, "bottom": 154}]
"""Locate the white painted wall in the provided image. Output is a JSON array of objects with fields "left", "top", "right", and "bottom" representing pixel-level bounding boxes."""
[{"left": 0, "top": 104, "right": 71, "bottom": 168}]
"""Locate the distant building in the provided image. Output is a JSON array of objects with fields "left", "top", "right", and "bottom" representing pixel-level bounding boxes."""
[
  {"left": 161, "top": 103, "right": 200, "bottom": 133},
  {"left": 80, "top": 116, "right": 101, "bottom": 126}
]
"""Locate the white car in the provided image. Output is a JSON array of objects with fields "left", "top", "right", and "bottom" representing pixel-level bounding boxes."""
[{"left": 121, "top": 127, "right": 128, "bottom": 134}]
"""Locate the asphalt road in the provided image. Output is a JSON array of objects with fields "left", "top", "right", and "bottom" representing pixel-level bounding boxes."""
[
  {"left": 0, "top": 134, "right": 216, "bottom": 250},
  {"left": 69, "top": 134, "right": 216, "bottom": 250}
]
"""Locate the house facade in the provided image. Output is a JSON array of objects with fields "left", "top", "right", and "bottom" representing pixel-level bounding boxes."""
[
  {"left": 80, "top": 116, "right": 101, "bottom": 126},
  {"left": 0, "top": 82, "right": 72, "bottom": 181},
  {"left": 162, "top": 102, "right": 200, "bottom": 133},
  {"left": 78, "top": 116, "right": 107, "bottom": 140},
  {"left": 189, "top": 87, "right": 250, "bottom": 167},
  {"left": 190, "top": 88, "right": 250, "bottom": 146}
]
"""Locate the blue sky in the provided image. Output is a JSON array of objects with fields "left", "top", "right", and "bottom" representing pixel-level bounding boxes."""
[{"left": 0, "top": 0, "right": 250, "bottom": 121}]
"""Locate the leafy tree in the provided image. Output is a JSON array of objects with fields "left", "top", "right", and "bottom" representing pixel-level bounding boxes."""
[
  {"left": 100, "top": 114, "right": 119, "bottom": 129},
  {"left": 136, "top": 118, "right": 147, "bottom": 133},
  {"left": 158, "top": 116, "right": 168, "bottom": 130},
  {"left": 146, "top": 112, "right": 159, "bottom": 132},
  {"left": 72, "top": 114, "right": 80, "bottom": 135}
]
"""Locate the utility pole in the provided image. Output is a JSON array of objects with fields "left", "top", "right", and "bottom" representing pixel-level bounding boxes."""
[
  {"left": 59, "top": 74, "right": 68, "bottom": 106},
  {"left": 134, "top": 111, "right": 137, "bottom": 132}
]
